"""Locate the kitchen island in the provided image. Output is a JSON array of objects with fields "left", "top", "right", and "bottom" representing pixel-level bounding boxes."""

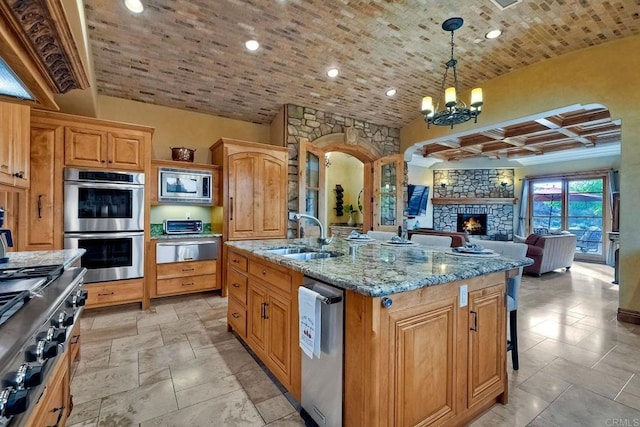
[{"left": 225, "top": 238, "right": 532, "bottom": 426}]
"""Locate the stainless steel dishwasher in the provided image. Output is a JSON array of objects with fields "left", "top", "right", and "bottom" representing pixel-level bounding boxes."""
[{"left": 300, "top": 277, "right": 344, "bottom": 427}]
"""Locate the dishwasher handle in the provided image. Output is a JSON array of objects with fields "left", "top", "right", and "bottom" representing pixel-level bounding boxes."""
[{"left": 302, "top": 284, "right": 342, "bottom": 305}]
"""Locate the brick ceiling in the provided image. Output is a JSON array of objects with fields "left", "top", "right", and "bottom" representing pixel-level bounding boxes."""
[{"left": 84, "top": 0, "right": 639, "bottom": 130}]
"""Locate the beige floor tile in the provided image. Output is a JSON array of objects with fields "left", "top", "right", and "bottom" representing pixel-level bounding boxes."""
[
  {"left": 136, "top": 311, "right": 180, "bottom": 328},
  {"left": 616, "top": 391, "right": 640, "bottom": 412},
  {"left": 255, "top": 394, "right": 296, "bottom": 424},
  {"left": 90, "top": 313, "right": 138, "bottom": 331},
  {"left": 138, "top": 340, "right": 195, "bottom": 374},
  {"left": 68, "top": 419, "right": 98, "bottom": 427},
  {"left": 529, "top": 338, "right": 606, "bottom": 368},
  {"left": 528, "top": 319, "right": 596, "bottom": 345},
  {"left": 517, "top": 370, "right": 571, "bottom": 403},
  {"left": 592, "top": 343, "right": 640, "bottom": 379},
  {"left": 540, "top": 358, "right": 631, "bottom": 399},
  {"left": 80, "top": 316, "right": 95, "bottom": 331},
  {"left": 74, "top": 341, "right": 111, "bottom": 376},
  {"left": 535, "top": 385, "right": 640, "bottom": 426},
  {"left": 108, "top": 348, "right": 138, "bottom": 368},
  {"left": 141, "top": 389, "right": 263, "bottom": 427},
  {"left": 266, "top": 411, "right": 306, "bottom": 426},
  {"left": 71, "top": 362, "right": 139, "bottom": 405},
  {"left": 175, "top": 375, "right": 243, "bottom": 409},
  {"left": 170, "top": 352, "right": 234, "bottom": 391},
  {"left": 139, "top": 367, "right": 172, "bottom": 387},
  {"left": 110, "top": 329, "right": 164, "bottom": 355},
  {"left": 67, "top": 398, "right": 101, "bottom": 425},
  {"left": 82, "top": 323, "right": 138, "bottom": 344},
  {"left": 622, "top": 374, "right": 640, "bottom": 397},
  {"left": 173, "top": 298, "right": 212, "bottom": 314},
  {"left": 236, "top": 366, "right": 284, "bottom": 405},
  {"left": 469, "top": 408, "right": 510, "bottom": 427},
  {"left": 98, "top": 378, "right": 177, "bottom": 425},
  {"left": 489, "top": 387, "right": 550, "bottom": 426}
]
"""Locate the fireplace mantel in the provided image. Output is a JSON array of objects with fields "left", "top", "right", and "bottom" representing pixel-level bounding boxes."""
[{"left": 431, "top": 198, "right": 517, "bottom": 205}]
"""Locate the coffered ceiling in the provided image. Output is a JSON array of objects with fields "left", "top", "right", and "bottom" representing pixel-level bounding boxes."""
[{"left": 83, "top": 0, "right": 639, "bottom": 132}]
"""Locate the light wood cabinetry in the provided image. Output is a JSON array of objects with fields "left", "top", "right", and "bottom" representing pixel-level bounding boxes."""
[
  {"left": 345, "top": 272, "right": 507, "bottom": 427},
  {"left": 84, "top": 279, "right": 144, "bottom": 309},
  {"left": 64, "top": 126, "right": 146, "bottom": 171},
  {"left": 17, "top": 117, "right": 64, "bottom": 251},
  {"left": 24, "top": 351, "right": 70, "bottom": 427},
  {"left": 210, "top": 138, "right": 288, "bottom": 241},
  {"left": 155, "top": 259, "right": 219, "bottom": 296},
  {"left": 0, "top": 101, "right": 30, "bottom": 189},
  {"left": 149, "top": 159, "right": 220, "bottom": 205},
  {"left": 226, "top": 248, "right": 302, "bottom": 401}
]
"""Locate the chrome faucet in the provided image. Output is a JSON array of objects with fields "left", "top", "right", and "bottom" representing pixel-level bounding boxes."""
[{"left": 293, "top": 213, "right": 332, "bottom": 246}]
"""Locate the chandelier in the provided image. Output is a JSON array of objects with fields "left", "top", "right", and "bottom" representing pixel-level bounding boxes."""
[{"left": 421, "top": 17, "right": 483, "bottom": 129}]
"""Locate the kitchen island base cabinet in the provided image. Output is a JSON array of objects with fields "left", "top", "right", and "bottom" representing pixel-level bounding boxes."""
[
  {"left": 24, "top": 352, "right": 70, "bottom": 427},
  {"left": 226, "top": 249, "right": 302, "bottom": 401},
  {"left": 345, "top": 272, "right": 507, "bottom": 427}
]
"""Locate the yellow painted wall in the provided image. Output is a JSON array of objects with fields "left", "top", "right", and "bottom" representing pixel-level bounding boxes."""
[
  {"left": 325, "top": 152, "right": 364, "bottom": 225},
  {"left": 401, "top": 35, "right": 640, "bottom": 315},
  {"left": 96, "top": 95, "right": 271, "bottom": 164}
]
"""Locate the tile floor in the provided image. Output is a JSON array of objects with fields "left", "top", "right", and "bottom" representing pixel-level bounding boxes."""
[{"left": 68, "top": 262, "right": 640, "bottom": 426}]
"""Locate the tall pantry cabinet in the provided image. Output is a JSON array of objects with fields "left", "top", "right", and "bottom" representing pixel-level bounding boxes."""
[{"left": 209, "top": 138, "right": 288, "bottom": 296}]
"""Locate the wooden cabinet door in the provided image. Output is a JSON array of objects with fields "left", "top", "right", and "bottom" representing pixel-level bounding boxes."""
[
  {"left": 228, "top": 153, "right": 257, "bottom": 239},
  {"left": 0, "top": 103, "right": 11, "bottom": 185},
  {"left": 107, "top": 132, "right": 145, "bottom": 170},
  {"left": 247, "top": 280, "right": 268, "bottom": 355},
  {"left": 387, "top": 296, "right": 460, "bottom": 426},
  {"left": 372, "top": 154, "right": 404, "bottom": 232},
  {"left": 266, "top": 291, "right": 291, "bottom": 381},
  {"left": 468, "top": 284, "right": 506, "bottom": 409},
  {"left": 256, "top": 154, "right": 287, "bottom": 238},
  {"left": 19, "top": 122, "right": 64, "bottom": 250},
  {"left": 11, "top": 104, "right": 30, "bottom": 188},
  {"left": 0, "top": 102, "right": 30, "bottom": 188},
  {"left": 64, "top": 126, "right": 108, "bottom": 168}
]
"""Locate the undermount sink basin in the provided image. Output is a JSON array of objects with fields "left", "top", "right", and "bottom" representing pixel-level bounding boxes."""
[
  {"left": 264, "top": 246, "right": 317, "bottom": 255},
  {"left": 282, "top": 251, "right": 344, "bottom": 261}
]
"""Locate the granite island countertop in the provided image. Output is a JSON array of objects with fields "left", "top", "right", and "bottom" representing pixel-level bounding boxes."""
[
  {"left": 1, "top": 249, "right": 86, "bottom": 270},
  {"left": 226, "top": 238, "right": 533, "bottom": 297}
]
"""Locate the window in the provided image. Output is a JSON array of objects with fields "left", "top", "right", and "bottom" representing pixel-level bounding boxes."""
[{"left": 529, "top": 176, "right": 605, "bottom": 261}]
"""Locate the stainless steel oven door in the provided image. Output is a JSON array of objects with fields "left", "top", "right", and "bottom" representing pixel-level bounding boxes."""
[
  {"left": 63, "top": 232, "right": 144, "bottom": 283},
  {"left": 64, "top": 182, "right": 144, "bottom": 232}
]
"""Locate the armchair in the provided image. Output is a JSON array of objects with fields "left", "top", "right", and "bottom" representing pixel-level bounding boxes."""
[{"left": 523, "top": 233, "right": 577, "bottom": 276}]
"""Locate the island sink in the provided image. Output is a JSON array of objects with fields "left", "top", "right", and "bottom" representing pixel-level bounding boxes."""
[{"left": 281, "top": 251, "right": 343, "bottom": 260}]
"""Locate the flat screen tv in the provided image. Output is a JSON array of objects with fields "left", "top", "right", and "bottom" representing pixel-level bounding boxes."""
[{"left": 407, "top": 184, "right": 429, "bottom": 217}]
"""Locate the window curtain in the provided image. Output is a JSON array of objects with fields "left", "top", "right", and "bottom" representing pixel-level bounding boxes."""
[
  {"left": 517, "top": 178, "right": 529, "bottom": 237},
  {"left": 606, "top": 170, "right": 618, "bottom": 266}
]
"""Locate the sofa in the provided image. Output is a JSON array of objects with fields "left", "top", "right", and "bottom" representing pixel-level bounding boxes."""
[
  {"left": 408, "top": 228, "right": 470, "bottom": 247},
  {"left": 523, "top": 233, "right": 577, "bottom": 276}
]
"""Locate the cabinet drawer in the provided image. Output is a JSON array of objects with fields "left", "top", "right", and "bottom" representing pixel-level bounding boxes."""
[
  {"left": 228, "top": 251, "right": 248, "bottom": 271},
  {"left": 157, "top": 260, "right": 216, "bottom": 279},
  {"left": 249, "top": 259, "right": 292, "bottom": 294},
  {"left": 228, "top": 297, "right": 247, "bottom": 338},
  {"left": 157, "top": 274, "right": 218, "bottom": 296},
  {"left": 228, "top": 268, "right": 248, "bottom": 304},
  {"left": 85, "top": 280, "right": 143, "bottom": 307}
]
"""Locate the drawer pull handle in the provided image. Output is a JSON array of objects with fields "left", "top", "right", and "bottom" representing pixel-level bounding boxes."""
[
  {"left": 183, "top": 257, "right": 194, "bottom": 261},
  {"left": 98, "top": 291, "right": 115, "bottom": 296},
  {"left": 232, "top": 283, "right": 240, "bottom": 288},
  {"left": 230, "top": 197, "right": 233, "bottom": 220},
  {"left": 70, "top": 335, "right": 80, "bottom": 344},
  {"left": 231, "top": 312, "right": 240, "bottom": 319},
  {"left": 182, "top": 282, "right": 195, "bottom": 287},
  {"left": 470, "top": 310, "right": 478, "bottom": 332},
  {"left": 182, "top": 268, "right": 195, "bottom": 272},
  {"left": 232, "top": 259, "right": 239, "bottom": 264}
]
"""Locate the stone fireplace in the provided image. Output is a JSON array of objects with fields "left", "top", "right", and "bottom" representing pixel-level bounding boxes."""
[{"left": 433, "top": 169, "right": 515, "bottom": 240}]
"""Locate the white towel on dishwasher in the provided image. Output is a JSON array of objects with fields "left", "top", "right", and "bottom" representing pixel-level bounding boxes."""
[{"left": 298, "top": 286, "right": 321, "bottom": 359}]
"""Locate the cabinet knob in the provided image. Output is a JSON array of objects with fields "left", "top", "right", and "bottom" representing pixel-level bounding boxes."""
[
  {"left": 381, "top": 297, "right": 393, "bottom": 308},
  {"left": 262, "top": 269, "right": 267, "bottom": 275},
  {"left": 232, "top": 283, "right": 240, "bottom": 288},
  {"left": 231, "top": 313, "right": 240, "bottom": 319}
]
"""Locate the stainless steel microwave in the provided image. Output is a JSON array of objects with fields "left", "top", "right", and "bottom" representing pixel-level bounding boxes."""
[{"left": 158, "top": 167, "right": 212, "bottom": 204}]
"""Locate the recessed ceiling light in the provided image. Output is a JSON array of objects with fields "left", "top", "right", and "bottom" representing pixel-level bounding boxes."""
[
  {"left": 327, "top": 68, "right": 339, "bottom": 78},
  {"left": 485, "top": 29, "right": 502, "bottom": 39},
  {"left": 245, "top": 40, "right": 260, "bottom": 51},
  {"left": 124, "top": 0, "right": 144, "bottom": 13},
  {"left": 385, "top": 88, "right": 397, "bottom": 97}
]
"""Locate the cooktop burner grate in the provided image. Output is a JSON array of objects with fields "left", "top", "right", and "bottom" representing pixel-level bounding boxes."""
[
  {"left": 0, "top": 290, "right": 30, "bottom": 327},
  {"left": 0, "top": 264, "right": 64, "bottom": 282}
]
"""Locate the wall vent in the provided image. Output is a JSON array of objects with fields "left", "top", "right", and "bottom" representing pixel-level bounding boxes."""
[{"left": 489, "top": 0, "right": 522, "bottom": 10}]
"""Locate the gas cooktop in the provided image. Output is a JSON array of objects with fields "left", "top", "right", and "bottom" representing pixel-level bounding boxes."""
[{"left": 0, "top": 265, "right": 64, "bottom": 282}]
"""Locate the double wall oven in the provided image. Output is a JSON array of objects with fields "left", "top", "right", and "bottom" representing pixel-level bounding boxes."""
[{"left": 63, "top": 168, "right": 144, "bottom": 283}]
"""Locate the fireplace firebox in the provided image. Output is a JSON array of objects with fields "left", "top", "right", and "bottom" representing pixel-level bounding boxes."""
[{"left": 457, "top": 213, "right": 487, "bottom": 235}]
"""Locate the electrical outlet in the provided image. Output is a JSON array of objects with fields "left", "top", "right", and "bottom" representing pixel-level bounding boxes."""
[{"left": 460, "top": 284, "right": 468, "bottom": 307}]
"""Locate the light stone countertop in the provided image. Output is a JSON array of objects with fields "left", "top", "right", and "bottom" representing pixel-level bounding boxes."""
[
  {"left": 1, "top": 249, "right": 86, "bottom": 270},
  {"left": 226, "top": 238, "right": 533, "bottom": 297}
]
